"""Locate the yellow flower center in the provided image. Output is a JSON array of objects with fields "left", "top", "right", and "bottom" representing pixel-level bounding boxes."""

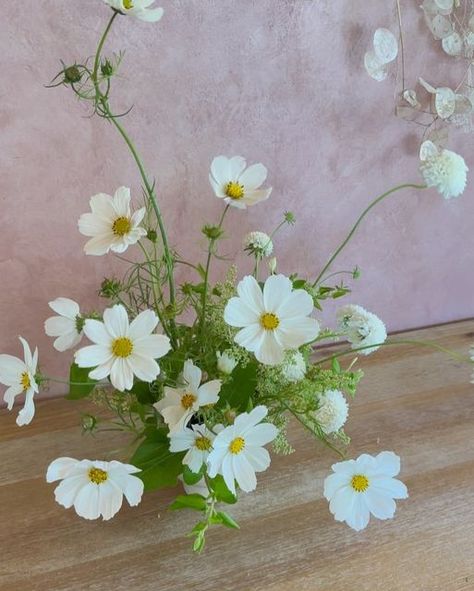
[
  {"left": 195, "top": 436, "right": 212, "bottom": 451},
  {"left": 112, "top": 216, "right": 132, "bottom": 236},
  {"left": 123, "top": 0, "right": 134, "bottom": 9},
  {"left": 20, "top": 372, "right": 31, "bottom": 391},
  {"left": 260, "top": 312, "right": 280, "bottom": 330},
  {"left": 111, "top": 337, "right": 134, "bottom": 358},
  {"left": 229, "top": 436, "right": 245, "bottom": 454},
  {"left": 181, "top": 392, "right": 197, "bottom": 409},
  {"left": 351, "top": 474, "right": 369, "bottom": 493},
  {"left": 89, "top": 467, "right": 108, "bottom": 485},
  {"left": 225, "top": 181, "right": 244, "bottom": 200}
]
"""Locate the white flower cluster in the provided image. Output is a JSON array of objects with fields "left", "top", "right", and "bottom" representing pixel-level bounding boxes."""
[
  {"left": 419, "top": 140, "right": 468, "bottom": 199},
  {"left": 314, "top": 389, "right": 348, "bottom": 435},
  {"left": 243, "top": 231, "right": 273, "bottom": 257},
  {"left": 337, "top": 304, "right": 387, "bottom": 355}
]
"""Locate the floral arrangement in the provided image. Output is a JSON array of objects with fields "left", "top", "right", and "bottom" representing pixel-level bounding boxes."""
[{"left": 1, "top": 1, "right": 471, "bottom": 552}]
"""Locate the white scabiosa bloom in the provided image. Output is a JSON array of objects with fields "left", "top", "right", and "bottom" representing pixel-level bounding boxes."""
[
  {"left": 244, "top": 231, "right": 273, "bottom": 257},
  {"left": 207, "top": 405, "right": 278, "bottom": 495},
  {"left": 78, "top": 186, "right": 147, "bottom": 256},
  {"left": 337, "top": 304, "right": 387, "bottom": 355},
  {"left": 169, "top": 424, "right": 217, "bottom": 474},
  {"left": 44, "top": 297, "right": 83, "bottom": 352},
  {"left": 419, "top": 140, "right": 468, "bottom": 199},
  {"left": 209, "top": 156, "right": 272, "bottom": 209},
  {"left": 281, "top": 351, "right": 307, "bottom": 383},
  {"left": 75, "top": 304, "right": 171, "bottom": 392},
  {"left": 216, "top": 350, "right": 238, "bottom": 375},
  {"left": 46, "top": 457, "right": 144, "bottom": 521},
  {"left": 0, "top": 337, "right": 39, "bottom": 426},
  {"left": 224, "top": 274, "right": 320, "bottom": 365},
  {"left": 154, "top": 360, "right": 221, "bottom": 433},
  {"left": 314, "top": 389, "right": 348, "bottom": 434},
  {"left": 324, "top": 451, "right": 408, "bottom": 531},
  {"left": 102, "top": 0, "right": 164, "bottom": 22}
]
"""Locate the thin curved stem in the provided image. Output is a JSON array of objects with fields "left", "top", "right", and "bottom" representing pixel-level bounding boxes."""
[{"left": 312, "top": 183, "right": 426, "bottom": 287}]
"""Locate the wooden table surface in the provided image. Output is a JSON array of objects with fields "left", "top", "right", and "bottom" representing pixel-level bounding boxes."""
[{"left": 1, "top": 320, "right": 474, "bottom": 591}]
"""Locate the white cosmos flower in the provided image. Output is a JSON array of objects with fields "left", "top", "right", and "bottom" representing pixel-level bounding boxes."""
[
  {"left": 314, "top": 389, "right": 348, "bottom": 434},
  {"left": 216, "top": 350, "right": 238, "bottom": 375},
  {"left": 169, "top": 424, "right": 217, "bottom": 474},
  {"left": 209, "top": 156, "right": 272, "bottom": 209},
  {"left": 0, "top": 337, "right": 39, "bottom": 426},
  {"left": 419, "top": 141, "right": 468, "bottom": 199},
  {"left": 46, "top": 457, "right": 144, "bottom": 521},
  {"left": 337, "top": 304, "right": 386, "bottom": 355},
  {"left": 281, "top": 351, "right": 307, "bottom": 382},
  {"left": 207, "top": 405, "right": 278, "bottom": 495},
  {"left": 78, "top": 186, "right": 147, "bottom": 256},
  {"left": 44, "top": 297, "right": 83, "bottom": 352},
  {"left": 103, "top": 0, "right": 164, "bottom": 22},
  {"left": 324, "top": 451, "right": 408, "bottom": 531},
  {"left": 75, "top": 304, "right": 171, "bottom": 392},
  {"left": 154, "top": 360, "right": 221, "bottom": 433},
  {"left": 244, "top": 231, "right": 273, "bottom": 257},
  {"left": 224, "top": 274, "right": 320, "bottom": 365}
]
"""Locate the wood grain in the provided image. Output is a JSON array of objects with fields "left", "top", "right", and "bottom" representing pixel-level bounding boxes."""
[{"left": 1, "top": 320, "right": 474, "bottom": 591}]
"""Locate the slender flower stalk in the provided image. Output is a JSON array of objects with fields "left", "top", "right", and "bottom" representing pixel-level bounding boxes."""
[{"left": 312, "top": 183, "right": 426, "bottom": 287}]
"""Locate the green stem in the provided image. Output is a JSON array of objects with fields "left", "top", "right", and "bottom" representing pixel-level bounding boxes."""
[
  {"left": 315, "top": 337, "right": 471, "bottom": 366},
  {"left": 90, "top": 14, "right": 178, "bottom": 346},
  {"left": 199, "top": 205, "right": 230, "bottom": 336},
  {"left": 312, "top": 183, "right": 426, "bottom": 287}
]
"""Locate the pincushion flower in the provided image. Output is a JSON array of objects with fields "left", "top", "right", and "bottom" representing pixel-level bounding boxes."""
[
  {"left": 78, "top": 186, "right": 147, "bottom": 256},
  {"left": 209, "top": 156, "right": 272, "bottom": 209},
  {"left": 281, "top": 351, "right": 307, "bottom": 382},
  {"left": 75, "top": 305, "right": 171, "bottom": 392},
  {"left": 0, "top": 337, "right": 39, "bottom": 426},
  {"left": 207, "top": 405, "right": 278, "bottom": 495},
  {"left": 44, "top": 297, "right": 83, "bottom": 352},
  {"left": 169, "top": 424, "right": 217, "bottom": 474},
  {"left": 46, "top": 457, "right": 144, "bottom": 520},
  {"left": 314, "top": 389, "right": 348, "bottom": 434},
  {"left": 154, "top": 360, "right": 221, "bottom": 433},
  {"left": 324, "top": 451, "right": 408, "bottom": 531},
  {"left": 216, "top": 350, "right": 238, "bottom": 375},
  {"left": 244, "top": 231, "right": 273, "bottom": 257},
  {"left": 419, "top": 141, "right": 468, "bottom": 199},
  {"left": 103, "top": 0, "right": 164, "bottom": 22},
  {"left": 337, "top": 304, "right": 386, "bottom": 355},
  {"left": 224, "top": 274, "right": 320, "bottom": 365}
]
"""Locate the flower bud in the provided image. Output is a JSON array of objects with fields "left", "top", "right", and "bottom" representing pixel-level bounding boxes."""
[{"left": 63, "top": 65, "right": 82, "bottom": 84}]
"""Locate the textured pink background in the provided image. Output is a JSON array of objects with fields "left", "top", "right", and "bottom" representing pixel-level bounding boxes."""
[{"left": 1, "top": 1, "right": 473, "bottom": 398}]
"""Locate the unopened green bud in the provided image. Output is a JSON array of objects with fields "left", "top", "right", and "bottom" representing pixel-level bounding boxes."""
[
  {"left": 284, "top": 211, "right": 296, "bottom": 225},
  {"left": 147, "top": 229, "right": 158, "bottom": 243},
  {"left": 81, "top": 414, "right": 98, "bottom": 433},
  {"left": 100, "top": 59, "right": 114, "bottom": 78},
  {"left": 202, "top": 225, "right": 224, "bottom": 240},
  {"left": 352, "top": 266, "right": 361, "bottom": 279},
  {"left": 99, "top": 277, "right": 121, "bottom": 299},
  {"left": 63, "top": 65, "right": 82, "bottom": 84}
]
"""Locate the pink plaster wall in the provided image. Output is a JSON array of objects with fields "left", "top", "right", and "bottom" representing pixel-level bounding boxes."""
[{"left": 1, "top": 1, "right": 473, "bottom": 396}]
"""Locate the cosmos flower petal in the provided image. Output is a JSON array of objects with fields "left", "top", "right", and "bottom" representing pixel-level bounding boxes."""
[
  {"left": 228, "top": 156, "right": 247, "bottom": 179},
  {"left": 277, "top": 316, "right": 320, "bottom": 348},
  {"left": 48, "top": 297, "right": 80, "bottom": 319},
  {"left": 75, "top": 344, "right": 113, "bottom": 368},
  {"left": 128, "top": 309, "right": 159, "bottom": 340},
  {"left": 83, "top": 319, "right": 112, "bottom": 345},
  {"left": 241, "top": 188, "right": 272, "bottom": 206},
  {"left": 237, "top": 275, "right": 264, "bottom": 314},
  {"left": 244, "top": 423, "right": 278, "bottom": 447},
  {"left": 323, "top": 472, "right": 350, "bottom": 500},
  {"left": 54, "top": 475, "right": 89, "bottom": 509},
  {"left": 276, "top": 288, "right": 314, "bottom": 319},
  {"left": 370, "top": 476, "right": 408, "bottom": 499},
  {"left": 53, "top": 331, "right": 83, "bottom": 353},
  {"left": 222, "top": 454, "right": 236, "bottom": 495},
  {"left": 128, "top": 354, "right": 160, "bottom": 382},
  {"left": 263, "top": 274, "right": 293, "bottom": 312},
  {"left": 88, "top": 358, "right": 115, "bottom": 381},
  {"left": 73, "top": 483, "right": 101, "bottom": 520},
  {"left": 197, "top": 379, "right": 221, "bottom": 405},
  {"left": 364, "top": 489, "right": 397, "bottom": 520},
  {"left": 47, "top": 457, "right": 81, "bottom": 482},
  {"left": 0, "top": 355, "right": 26, "bottom": 386},
  {"left": 135, "top": 7, "right": 164, "bottom": 21},
  {"left": 345, "top": 494, "right": 371, "bottom": 531},
  {"left": 16, "top": 390, "right": 36, "bottom": 426},
  {"left": 4, "top": 384, "right": 23, "bottom": 410},
  {"left": 44, "top": 316, "right": 76, "bottom": 337},
  {"left": 374, "top": 451, "right": 400, "bottom": 477},
  {"left": 329, "top": 485, "right": 355, "bottom": 521},
  {"left": 238, "top": 162, "right": 268, "bottom": 190},
  {"left": 224, "top": 298, "right": 260, "bottom": 327},
  {"left": 111, "top": 186, "right": 131, "bottom": 217},
  {"left": 210, "top": 156, "right": 232, "bottom": 186},
  {"left": 233, "top": 454, "right": 257, "bottom": 492},
  {"left": 243, "top": 446, "right": 271, "bottom": 472},
  {"left": 255, "top": 331, "right": 285, "bottom": 365},
  {"left": 104, "top": 305, "right": 130, "bottom": 338},
  {"left": 183, "top": 359, "right": 202, "bottom": 392}
]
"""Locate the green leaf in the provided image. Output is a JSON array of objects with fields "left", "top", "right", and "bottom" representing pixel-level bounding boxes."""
[
  {"left": 66, "top": 363, "right": 97, "bottom": 400},
  {"left": 331, "top": 358, "right": 341, "bottom": 373},
  {"left": 130, "top": 428, "right": 184, "bottom": 491},
  {"left": 169, "top": 494, "right": 207, "bottom": 511},
  {"left": 182, "top": 464, "right": 205, "bottom": 485},
  {"left": 209, "top": 475, "right": 237, "bottom": 504},
  {"left": 130, "top": 381, "right": 157, "bottom": 404},
  {"left": 217, "top": 362, "right": 258, "bottom": 412},
  {"left": 215, "top": 511, "right": 240, "bottom": 529},
  {"left": 292, "top": 279, "right": 306, "bottom": 289}
]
